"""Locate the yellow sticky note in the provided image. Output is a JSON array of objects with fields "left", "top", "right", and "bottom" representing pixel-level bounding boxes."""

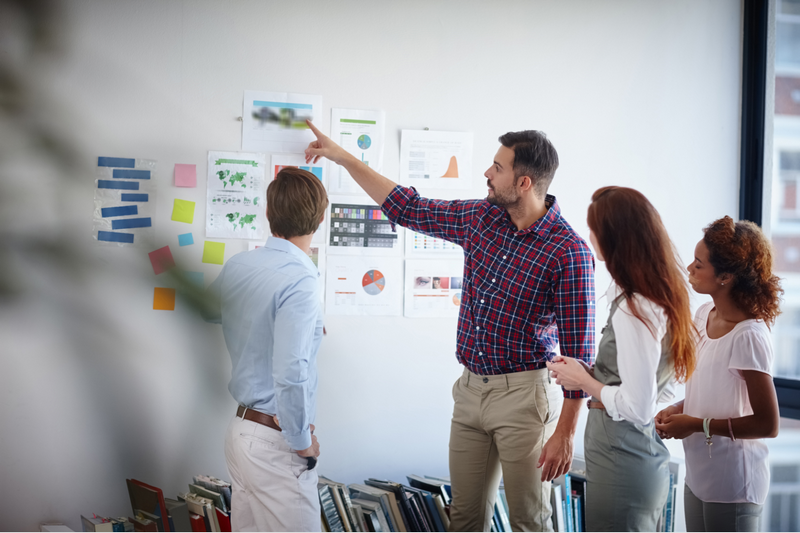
[
  {"left": 171, "top": 199, "right": 195, "bottom": 224},
  {"left": 202, "top": 241, "right": 225, "bottom": 265},
  {"left": 153, "top": 287, "right": 176, "bottom": 310}
]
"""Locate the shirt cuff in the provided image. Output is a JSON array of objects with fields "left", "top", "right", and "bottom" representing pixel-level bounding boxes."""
[
  {"left": 600, "top": 385, "right": 624, "bottom": 421},
  {"left": 564, "top": 388, "right": 589, "bottom": 400},
  {"left": 282, "top": 429, "right": 312, "bottom": 452}
]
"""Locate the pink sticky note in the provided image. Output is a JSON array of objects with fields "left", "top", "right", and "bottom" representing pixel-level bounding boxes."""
[
  {"left": 148, "top": 245, "right": 176, "bottom": 275},
  {"left": 175, "top": 163, "right": 197, "bottom": 188}
]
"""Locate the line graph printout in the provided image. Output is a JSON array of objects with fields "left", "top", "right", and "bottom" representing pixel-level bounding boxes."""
[
  {"left": 404, "top": 259, "right": 465, "bottom": 318},
  {"left": 329, "top": 108, "right": 386, "bottom": 195},
  {"left": 206, "top": 151, "right": 267, "bottom": 239},
  {"left": 327, "top": 196, "right": 402, "bottom": 256},
  {"left": 242, "top": 90, "right": 322, "bottom": 153},
  {"left": 325, "top": 255, "right": 402, "bottom": 316},
  {"left": 400, "top": 130, "right": 473, "bottom": 190},
  {"left": 405, "top": 229, "right": 464, "bottom": 258},
  {"left": 270, "top": 153, "right": 327, "bottom": 244}
]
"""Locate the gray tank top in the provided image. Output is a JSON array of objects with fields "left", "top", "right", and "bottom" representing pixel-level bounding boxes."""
[{"left": 593, "top": 295, "right": 674, "bottom": 402}]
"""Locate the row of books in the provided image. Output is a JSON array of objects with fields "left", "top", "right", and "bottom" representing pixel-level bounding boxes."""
[
  {"left": 81, "top": 475, "right": 234, "bottom": 532},
  {"left": 318, "top": 475, "right": 452, "bottom": 532}
]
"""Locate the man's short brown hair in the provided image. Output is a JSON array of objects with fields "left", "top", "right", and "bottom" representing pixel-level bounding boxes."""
[{"left": 267, "top": 167, "right": 328, "bottom": 239}]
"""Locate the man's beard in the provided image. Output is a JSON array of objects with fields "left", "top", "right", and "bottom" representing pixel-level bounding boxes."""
[{"left": 487, "top": 183, "right": 520, "bottom": 208}]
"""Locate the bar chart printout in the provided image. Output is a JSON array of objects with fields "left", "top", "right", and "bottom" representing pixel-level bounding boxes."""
[{"left": 327, "top": 196, "right": 401, "bottom": 255}]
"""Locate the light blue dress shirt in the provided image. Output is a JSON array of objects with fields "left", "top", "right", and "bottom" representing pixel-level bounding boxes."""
[{"left": 203, "top": 237, "right": 323, "bottom": 451}]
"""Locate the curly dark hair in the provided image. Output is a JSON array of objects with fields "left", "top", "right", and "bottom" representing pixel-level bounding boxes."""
[{"left": 703, "top": 216, "right": 783, "bottom": 326}]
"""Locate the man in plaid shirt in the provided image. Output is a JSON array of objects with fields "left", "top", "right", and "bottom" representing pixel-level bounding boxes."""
[{"left": 306, "top": 120, "right": 595, "bottom": 531}]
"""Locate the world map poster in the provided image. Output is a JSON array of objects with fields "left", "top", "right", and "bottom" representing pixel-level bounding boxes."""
[{"left": 206, "top": 151, "right": 267, "bottom": 239}]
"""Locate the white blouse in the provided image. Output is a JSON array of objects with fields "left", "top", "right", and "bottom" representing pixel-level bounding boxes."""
[
  {"left": 599, "top": 283, "right": 674, "bottom": 426},
  {"left": 683, "top": 301, "right": 773, "bottom": 504}
]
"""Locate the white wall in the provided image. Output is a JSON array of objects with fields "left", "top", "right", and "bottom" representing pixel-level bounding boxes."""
[{"left": 0, "top": 1, "right": 741, "bottom": 530}]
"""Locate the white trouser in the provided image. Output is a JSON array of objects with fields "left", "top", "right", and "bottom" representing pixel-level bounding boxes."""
[{"left": 224, "top": 414, "right": 320, "bottom": 532}]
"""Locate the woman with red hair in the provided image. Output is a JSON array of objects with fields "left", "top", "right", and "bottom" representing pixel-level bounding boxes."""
[
  {"left": 655, "top": 216, "right": 781, "bottom": 532},
  {"left": 548, "top": 186, "right": 696, "bottom": 531}
]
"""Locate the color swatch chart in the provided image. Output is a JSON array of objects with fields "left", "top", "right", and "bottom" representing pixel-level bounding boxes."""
[
  {"left": 329, "top": 203, "right": 397, "bottom": 249},
  {"left": 409, "top": 231, "right": 462, "bottom": 253}
]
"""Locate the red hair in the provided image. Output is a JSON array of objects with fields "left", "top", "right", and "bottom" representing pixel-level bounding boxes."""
[{"left": 588, "top": 187, "right": 695, "bottom": 382}]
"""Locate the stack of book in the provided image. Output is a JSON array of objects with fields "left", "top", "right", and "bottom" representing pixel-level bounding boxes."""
[{"left": 81, "top": 476, "right": 234, "bottom": 532}]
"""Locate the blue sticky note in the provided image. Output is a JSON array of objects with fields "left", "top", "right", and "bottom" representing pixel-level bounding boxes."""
[
  {"left": 178, "top": 233, "right": 194, "bottom": 246},
  {"left": 112, "top": 169, "right": 150, "bottom": 180},
  {"left": 101, "top": 205, "right": 138, "bottom": 218},
  {"left": 98, "top": 231, "right": 134, "bottom": 243},
  {"left": 98, "top": 157, "right": 135, "bottom": 168},
  {"left": 98, "top": 180, "right": 138, "bottom": 190},
  {"left": 183, "top": 271, "right": 204, "bottom": 289},
  {"left": 121, "top": 193, "right": 148, "bottom": 202},
  {"left": 111, "top": 217, "right": 152, "bottom": 230}
]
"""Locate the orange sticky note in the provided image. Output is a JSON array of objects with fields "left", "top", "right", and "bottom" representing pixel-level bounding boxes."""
[{"left": 153, "top": 287, "right": 176, "bottom": 310}]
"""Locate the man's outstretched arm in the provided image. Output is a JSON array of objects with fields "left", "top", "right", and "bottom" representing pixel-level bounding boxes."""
[{"left": 305, "top": 120, "right": 396, "bottom": 205}]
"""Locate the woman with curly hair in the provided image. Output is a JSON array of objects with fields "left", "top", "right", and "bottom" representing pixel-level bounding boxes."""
[
  {"left": 655, "top": 216, "right": 781, "bottom": 532},
  {"left": 547, "top": 186, "right": 695, "bottom": 531}
]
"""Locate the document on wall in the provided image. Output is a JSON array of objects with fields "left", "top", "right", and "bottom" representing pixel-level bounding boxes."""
[
  {"left": 325, "top": 255, "right": 402, "bottom": 316},
  {"left": 270, "top": 153, "right": 328, "bottom": 245},
  {"left": 404, "top": 259, "right": 465, "bottom": 318},
  {"left": 93, "top": 156, "right": 157, "bottom": 246},
  {"left": 206, "top": 151, "right": 267, "bottom": 239},
  {"left": 327, "top": 195, "right": 402, "bottom": 256},
  {"left": 250, "top": 241, "right": 326, "bottom": 303},
  {"left": 329, "top": 108, "right": 386, "bottom": 195},
  {"left": 400, "top": 130, "right": 473, "bottom": 190},
  {"left": 242, "top": 90, "right": 323, "bottom": 153},
  {"left": 405, "top": 229, "right": 464, "bottom": 257}
]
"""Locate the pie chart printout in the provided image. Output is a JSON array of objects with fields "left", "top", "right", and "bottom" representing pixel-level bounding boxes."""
[
  {"left": 362, "top": 269, "right": 386, "bottom": 295},
  {"left": 358, "top": 134, "right": 372, "bottom": 150}
]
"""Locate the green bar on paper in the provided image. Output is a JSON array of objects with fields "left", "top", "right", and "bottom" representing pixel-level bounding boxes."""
[
  {"left": 202, "top": 241, "right": 225, "bottom": 265},
  {"left": 340, "top": 119, "right": 377, "bottom": 124},
  {"left": 171, "top": 199, "right": 196, "bottom": 224},
  {"left": 214, "top": 159, "right": 259, "bottom": 167}
]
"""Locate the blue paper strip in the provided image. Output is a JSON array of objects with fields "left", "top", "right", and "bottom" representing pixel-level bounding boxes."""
[
  {"left": 111, "top": 217, "right": 152, "bottom": 230},
  {"left": 98, "top": 180, "right": 138, "bottom": 190},
  {"left": 112, "top": 169, "right": 150, "bottom": 180},
  {"left": 98, "top": 231, "right": 134, "bottom": 243},
  {"left": 98, "top": 157, "right": 135, "bottom": 168},
  {"left": 101, "top": 205, "right": 138, "bottom": 218},
  {"left": 121, "top": 193, "right": 148, "bottom": 202}
]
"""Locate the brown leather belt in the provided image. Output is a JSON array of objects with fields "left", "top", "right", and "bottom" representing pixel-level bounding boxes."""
[
  {"left": 236, "top": 405, "right": 281, "bottom": 431},
  {"left": 587, "top": 400, "right": 606, "bottom": 410}
]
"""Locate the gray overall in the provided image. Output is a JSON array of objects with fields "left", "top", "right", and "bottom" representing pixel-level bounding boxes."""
[{"left": 584, "top": 296, "right": 672, "bottom": 531}]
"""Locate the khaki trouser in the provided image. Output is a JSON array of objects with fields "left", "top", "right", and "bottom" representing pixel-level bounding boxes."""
[{"left": 449, "top": 367, "right": 563, "bottom": 532}]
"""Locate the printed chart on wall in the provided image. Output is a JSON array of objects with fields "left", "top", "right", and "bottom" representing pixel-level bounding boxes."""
[
  {"left": 400, "top": 130, "right": 473, "bottom": 190},
  {"left": 328, "top": 196, "right": 402, "bottom": 256},
  {"left": 93, "top": 157, "right": 157, "bottom": 246},
  {"left": 242, "top": 90, "right": 322, "bottom": 153},
  {"left": 270, "top": 153, "right": 327, "bottom": 245},
  {"left": 325, "top": 255, "right": 402, "bottom": 316},
  {"left": 404, "top": 259, "right": 465, "bottom": 318},
  {"left": 405, "top": 229, "right": 464, "bottom": 258},
  {"left": 329, "top": 108, "right": 386, "bottom": 195},
  {"left": 206, "top": 151, "right": 266, "bottom": 239}
]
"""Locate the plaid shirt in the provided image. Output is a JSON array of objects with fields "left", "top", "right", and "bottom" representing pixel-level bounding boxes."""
[{"left": 383, "top": 186, "right": 595, "bottom": 399}]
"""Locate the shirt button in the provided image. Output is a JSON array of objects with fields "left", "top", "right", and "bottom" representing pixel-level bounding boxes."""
[
  {"left": 480, "top": 299, "right": 485, "bottom": 304},
  {"left": 479, "top": 351, "right": 483, "bottom": 355},
  {"left": 483, "top": 377, "right": 489, "bottom": 383},
  {"left": 476, "top": 326, "right": 480, "bottom": 331},
  {"left": 503, "top": 256, "right": 507, "bottom": 260},
  {"left": 491, "top": 278, "right": 496, "bottom": 283}
]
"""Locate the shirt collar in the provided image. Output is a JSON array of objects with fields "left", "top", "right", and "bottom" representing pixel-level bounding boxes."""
[
  {"left": 264, "top": 236, "right": 319, "bottom": 277},
  {"left": 508, "top": 194, "right": 562, "bottom": 237}
]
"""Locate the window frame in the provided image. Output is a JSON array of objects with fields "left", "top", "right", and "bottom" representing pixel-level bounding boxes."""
[{"left": 741, "top": 0, "right": 800, "bottom": 420}]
